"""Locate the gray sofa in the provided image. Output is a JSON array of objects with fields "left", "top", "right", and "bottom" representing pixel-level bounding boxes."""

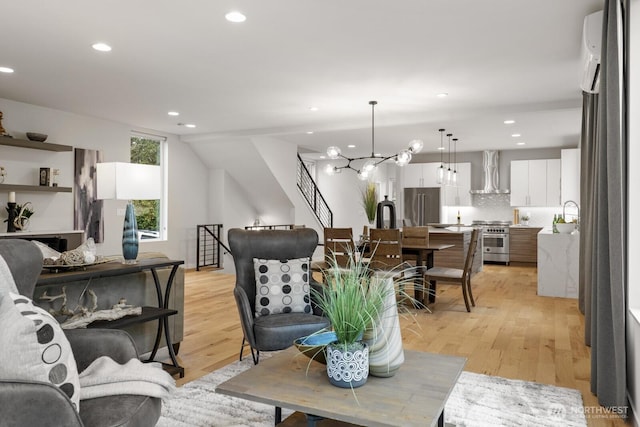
[{"left": 0, "top": 239, "right": 161, "bottom": 427}]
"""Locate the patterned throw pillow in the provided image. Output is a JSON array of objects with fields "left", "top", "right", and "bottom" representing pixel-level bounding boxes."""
[
  {"left": 0, "top": 291, "right": 80, "bottom": 411},
  {"left": 253, "top": 257, "right": 311, "bottom": 317}
]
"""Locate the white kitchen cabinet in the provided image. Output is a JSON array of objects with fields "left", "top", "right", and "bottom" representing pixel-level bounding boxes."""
[
  {"left": 444, "top": 162, "right": 471, "bottom": 206},
  {"left": 402, "top": 162, "right": 442, "bottom": 188},
  {"left": 546, "top": 159, "right": 561, "bottom": 206},
  {"left": 402, "top": 162, "right": 470, "bottom": 206},
  {"left": 403, "top": 164, "right": 426, "bottom": 187},
  {"left": 510, "top": 160, "right": 530, "bottom": 206},
  {"left": 561, "top": 148, "right": 580, "bottom": 203},
  {"left": 510, "top": 159, "right": 561, "bottom": 207}
]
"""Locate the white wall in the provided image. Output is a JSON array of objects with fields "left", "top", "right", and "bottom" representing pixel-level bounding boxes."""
[
  {"left": 253, "top": 136, "right": 323, "bottom": 230},
  {"left": 209, "top": 136, "right": 326, "bottom": 273},
  {"left": 0, "top": 98, "right": 209, "bottom": 267},
  {"left": 217, "top": 169, "right": 261, "bottom": 273},
  {"left": 315, "top": 159, "right": 394, "bottom": 238}
]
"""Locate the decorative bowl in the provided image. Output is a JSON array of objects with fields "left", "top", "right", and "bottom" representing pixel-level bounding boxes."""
[
  {"left": 26, "top": 132, "right": 48, "bottom": 142},
  {"left": 293, "top": 331, "right": 337, "bottom": 365},
  {"left": 556, "top": 223, "right": 576, "bottom": 234}
]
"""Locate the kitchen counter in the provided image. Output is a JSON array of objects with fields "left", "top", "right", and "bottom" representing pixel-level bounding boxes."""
[
  {"left": 428, "top": 226, "right": 476, "bottom": 234},
  {"left": 537, "top": 228, "right": 579, "bottom": 298},
  {"left": 509, "top": 226, "right": 543, "bottom": 263}
]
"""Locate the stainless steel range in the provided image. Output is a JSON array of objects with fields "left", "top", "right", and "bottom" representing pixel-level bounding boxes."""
[{"left": 472, "top": 220, "right": 511, "bottom": 264}]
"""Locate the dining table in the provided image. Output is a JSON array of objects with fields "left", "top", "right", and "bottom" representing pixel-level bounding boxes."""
[
  {"left": 357, "top": 237, "right": 454, "bottom": 307},
  {"left": 402, "top": 243, "right": 454, "bottom": 305}
]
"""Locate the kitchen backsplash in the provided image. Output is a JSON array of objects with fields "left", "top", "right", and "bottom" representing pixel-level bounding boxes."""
[
  {"left": 441, "top": 193, "right": 572, "bottom": 228},
  {"left": 471, "top": 193, "right": 511, "bottom": 208}
]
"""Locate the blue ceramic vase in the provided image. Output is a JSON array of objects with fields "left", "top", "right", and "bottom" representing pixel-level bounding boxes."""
[{"left": 122, "top": 202, "right": 139, "bottom": 263}]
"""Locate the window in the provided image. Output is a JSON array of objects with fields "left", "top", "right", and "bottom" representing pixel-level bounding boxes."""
[{"left": 130, "top": 133, "right": 166, "bottom": 241}]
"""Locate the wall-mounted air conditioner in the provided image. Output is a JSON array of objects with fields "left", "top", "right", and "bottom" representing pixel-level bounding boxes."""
[{"left": 581, "top": 10, "right": 603, "bottom": 94}]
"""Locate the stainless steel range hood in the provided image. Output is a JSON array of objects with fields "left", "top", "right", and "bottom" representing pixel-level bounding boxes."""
[{"left": 469, "top": 150, "right": 510, "bottom": 194}]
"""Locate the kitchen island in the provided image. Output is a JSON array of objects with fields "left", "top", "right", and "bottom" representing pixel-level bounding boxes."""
[
  {"left": 537, "top": 228, "right": 579, "bottom": 298},
  {"left": 428, "top": 226, "right": 483, "bottom": 275}
]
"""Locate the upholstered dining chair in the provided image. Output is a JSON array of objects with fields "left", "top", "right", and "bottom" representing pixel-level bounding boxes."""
[
  {"left": 0, "top": 239, "right": 162, "bottom": 427},
  {"left": 228, "top": 228, "right": 330, "bottom": 364},
  {"left": 423, "top": 228, "right": 480, "bottom": 312}
]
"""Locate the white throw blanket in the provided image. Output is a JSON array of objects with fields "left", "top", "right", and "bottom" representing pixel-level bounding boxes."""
[{"left": 79, "top": 356, "right": 176, "bottom": 400}]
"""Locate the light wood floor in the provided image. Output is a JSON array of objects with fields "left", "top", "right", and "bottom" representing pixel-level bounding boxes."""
[{"left": 171, "top": 264, "right": 628, "bottom": 427}]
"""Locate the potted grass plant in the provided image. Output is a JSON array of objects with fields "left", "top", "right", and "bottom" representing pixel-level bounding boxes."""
[
  {"left": 311, "top": 253, "right": 392, "bottom": 388},
  {"left": 361, "top": 182, "right": 378, "bottom": 225}
]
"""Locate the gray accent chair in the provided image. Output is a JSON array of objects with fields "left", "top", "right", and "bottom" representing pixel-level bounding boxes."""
[
  {"left": 0, "top": 239, "right": 161, "bottom": 427},
  {"left": 228, "top": 228, "right": 330, "bottom": 364}
]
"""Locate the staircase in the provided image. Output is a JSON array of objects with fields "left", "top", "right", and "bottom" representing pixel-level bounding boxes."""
[{"left": 297, "top": 154, "right": 333, "bottom": 228}]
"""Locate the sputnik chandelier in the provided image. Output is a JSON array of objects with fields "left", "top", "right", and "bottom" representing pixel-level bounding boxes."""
[{"left": 324, "top": 101, "right": 424, "bottom": 180}]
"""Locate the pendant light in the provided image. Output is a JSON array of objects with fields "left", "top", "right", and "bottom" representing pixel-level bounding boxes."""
[
  {"left": 446, "top": 133, "right": 452, "bottom": 185},
  {"left": 452, "top": 138, "right": 458, "bottom": 186},
  {"left": 325, "top": 101, "right": 424, "bottom": 179},
  {"left": 436, "top": 129, "right": 445, "bottom": 184}
]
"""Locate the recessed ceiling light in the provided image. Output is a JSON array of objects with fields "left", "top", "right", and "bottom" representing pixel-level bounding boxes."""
[
  {"left": 306, "top": 131, "right": 314, "bottom": 135},
  {"left": 511, "top": 133, "right": 521, "bottom": 138},
  {"left": 225, "top": 11, "right": 246, "bottom": 23},
  {"left": 168, "top": 111, "right": 180, "bottom": 116},
  {"left": 185, "top": 123, "right": 196, "bottom": 128},
  {"left": 309, "top": 106, "right": 319, "bottom": 112},
  {"left": 517, "top": 142, "right": 526, "bottom": 146},
  {"left": 504, "top": 120, "right": 515, "bottom": 124},
  {"left": 436, "top": 93, "right": 448, "bottom": 98},
  {"left": 0, "top": 66, "right": 14, "bottom": 73},
  {"left": 347, "top": 145, "right": 356, "bottom": 148},
  {"left": 437, "top": 146, "right": 445, "bottom": 150},
  {"left": 92, "top": 42, "right": 112, "bottom": 52}
]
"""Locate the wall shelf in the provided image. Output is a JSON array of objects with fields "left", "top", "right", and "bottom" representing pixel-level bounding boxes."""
[
  {"left": 0, "top": 135, "right": 73, "bottom": 152},
  {"left": 0, "top": 183, "right": 72, "bottom": 193}
]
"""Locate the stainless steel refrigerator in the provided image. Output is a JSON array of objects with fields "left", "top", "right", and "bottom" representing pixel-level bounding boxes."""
[{"left": 403, "top": 187, "right": 441, "bottom": 226}]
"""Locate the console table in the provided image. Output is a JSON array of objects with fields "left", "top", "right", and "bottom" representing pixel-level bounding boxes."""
[{"left": 37, "top": 258, "right": 185, "bottom": 377}]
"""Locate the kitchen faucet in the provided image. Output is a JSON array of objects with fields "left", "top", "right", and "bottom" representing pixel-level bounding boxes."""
[{"left": 562, "top": 200, "right": 580, "bottom": 228}]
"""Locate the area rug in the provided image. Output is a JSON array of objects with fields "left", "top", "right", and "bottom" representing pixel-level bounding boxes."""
[{"left": 157, "top": 355, "right": 587, "bottom": 427}]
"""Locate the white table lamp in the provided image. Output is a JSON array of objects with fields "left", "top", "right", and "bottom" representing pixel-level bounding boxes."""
[{"left": 97, "top": 162, "right": 161, "bottom": 264}]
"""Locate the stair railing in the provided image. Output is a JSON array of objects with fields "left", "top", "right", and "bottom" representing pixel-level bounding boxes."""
[
  {"left": 297, "top": 154, "right": 333, "bottom": 228},
  {"left": 196, "top": 224, "right": 229, "bottom": 270}
]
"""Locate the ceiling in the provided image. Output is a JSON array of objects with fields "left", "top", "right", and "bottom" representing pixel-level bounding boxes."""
[{"left": 0, "top": 1, "right": 603, "bottom": 159}]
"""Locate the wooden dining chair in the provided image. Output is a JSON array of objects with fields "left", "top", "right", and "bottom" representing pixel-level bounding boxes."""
[
  {"left": 423, "top": 228, "right": 480, "bottom": 312},
  {"left": 401, "top": 226, "right": 429, "bottom": 266},
  {"left": 368, "top": 228, "right": 404, "bottom": 272},
  {"left": 323, "top": 227, "right": 356, "bottom": 269}
]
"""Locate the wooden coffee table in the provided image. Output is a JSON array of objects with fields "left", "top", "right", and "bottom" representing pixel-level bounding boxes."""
[{"left": 216, "top": 347, "right": 466, "bottom": 427}]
